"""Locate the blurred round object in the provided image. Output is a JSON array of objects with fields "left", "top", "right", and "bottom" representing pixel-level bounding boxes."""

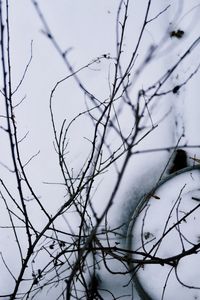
[{"left": 126, "top": 165, "right": 200, "bottom": 300}]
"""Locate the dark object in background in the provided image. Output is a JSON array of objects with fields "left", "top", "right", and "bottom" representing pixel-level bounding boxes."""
[
  {"left": 87, "top": 273, "right": 101, "bottom": 300},
  {"left": 170, "top": 29, "right": 185, "bottom": 39},
  {"left": 169, "top": 149, "right": 188, "bottom": 174}
]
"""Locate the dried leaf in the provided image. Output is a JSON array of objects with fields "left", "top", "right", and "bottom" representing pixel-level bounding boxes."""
[
  {"left": 144, "top": 232, "right": 152, "bottom": 240},
  {"left": 170, "top": 29, "right": 184, "bottom": 39},
  {"left": 172, "top": 85, "right": 180, "bottom": 94}
]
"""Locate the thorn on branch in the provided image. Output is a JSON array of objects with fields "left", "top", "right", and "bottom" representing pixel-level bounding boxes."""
[
  {"left": 41, "top": 29, "right": 52, "bottom": 39},
  {"left": 62, "top": 47, "right": 73, "bottom": 58}
]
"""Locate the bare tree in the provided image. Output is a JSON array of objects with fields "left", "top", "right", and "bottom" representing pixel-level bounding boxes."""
[{"left": 0, "top": 1, "right": 200, "bottom": 299}]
